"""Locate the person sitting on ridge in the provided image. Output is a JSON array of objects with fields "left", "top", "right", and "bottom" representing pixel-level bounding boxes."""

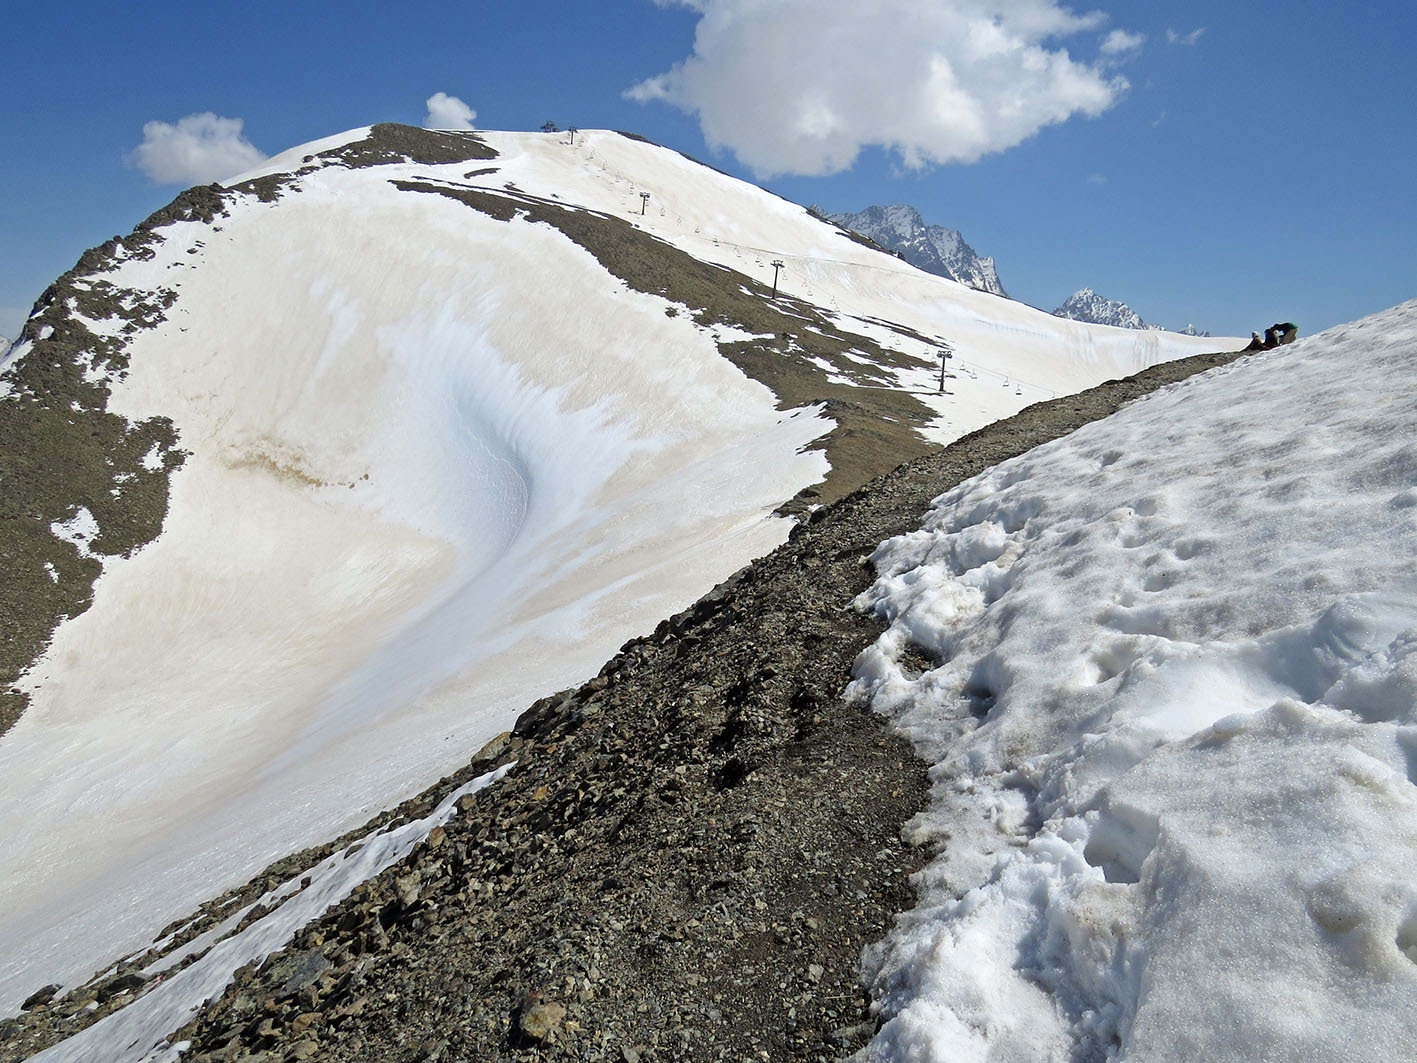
[
  {"left": 1244, "top": 331, "right": 1265, "bottom": 351},
  {"left": 1262, "top": 322, "right": 1299, "bottom": 348}
]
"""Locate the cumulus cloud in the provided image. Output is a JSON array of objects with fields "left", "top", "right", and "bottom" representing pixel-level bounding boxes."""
[
  {"left": 626, "top": 0, "right": 1132, "bottom": 176},
  {"left": 424, "top": 92, "right": 477, "bottom": 130},
  {"left": 128, "top": 113, "right": 268, "bottom": 185},
  {"left": 1101, "top": 28, "right": 1145, "bottom": 54}
]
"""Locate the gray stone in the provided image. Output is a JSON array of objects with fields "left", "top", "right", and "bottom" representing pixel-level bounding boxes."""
[{"left": 20, "top": 984, "right": 61, "bottom": 1010}]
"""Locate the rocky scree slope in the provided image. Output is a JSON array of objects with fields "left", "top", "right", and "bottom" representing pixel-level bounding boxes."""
[{"left": 0, "top": 347, "right": 1245, "bottom": 1063}]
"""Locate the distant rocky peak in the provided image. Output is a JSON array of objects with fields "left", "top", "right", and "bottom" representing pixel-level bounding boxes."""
[
  {"left": 820, "top": 204, "right": 1008, "bottom": 299},
  {"left": 864, "top": 203, "right": 926, "bottom": 240},
  {"left": 814, "top": 205, "right": 1212, "bottom": 335},
  {"left": 1052, "top": 288, "right": 1149, "bottom": 330}
]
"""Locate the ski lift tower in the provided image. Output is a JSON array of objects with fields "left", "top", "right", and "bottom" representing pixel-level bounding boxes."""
[
  {"left": 770, "top": 260, "right": 785, "bottom": 299},
  {"left": 639, "top": 192, "right": 651, "bottom": 215},
  {"left": 938, "top": 343, "right": 954, "bottom": 393}
]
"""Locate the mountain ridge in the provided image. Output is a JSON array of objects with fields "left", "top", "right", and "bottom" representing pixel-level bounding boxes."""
[
  {"left": 0, "top": 346, "right": 1249, "bottom": 1063},
  {"left": 824, "top": 204, "right": 1211, "bottom": 336},
  {"left": 1053, "top": 285, "right": 1149, "bottom": 329},
  {"left": 0, "top": 123, "right": 1238, "bottom": 1050}
]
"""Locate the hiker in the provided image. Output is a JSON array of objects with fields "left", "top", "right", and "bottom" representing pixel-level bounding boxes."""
[
  {"left": 1262, "top": 322, "right": 1299, "bottom": 349},
  {"left": 1244, "top": 332, "right": 1264, "bottom": 351}
]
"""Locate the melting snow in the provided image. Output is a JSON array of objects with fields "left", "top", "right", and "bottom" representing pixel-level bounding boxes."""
[
  {"left": 48, "top": 507, "right": 102, "bottom": 561},
  {"left": 0, "top": 127, "right": 1243, "bottom": 1031},
  {"left": 850, "top": 301, "right": 1417, "bottom": 1060},
  {"left": 0, "top": 133, "right": 830, "bottom": 1014}
]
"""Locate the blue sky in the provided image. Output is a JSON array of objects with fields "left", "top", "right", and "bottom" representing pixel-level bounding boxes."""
[{"left": 2, "top": 0, "right": 1413, "bottom": 341}]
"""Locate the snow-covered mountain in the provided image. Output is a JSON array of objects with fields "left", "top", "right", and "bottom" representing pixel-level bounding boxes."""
[
  {"left": 0, "top": 123, "right": 1237, "bottom": 1042},
  {"left": 1052, "top": 289, "right": 1212, "bottom": 336},
  {"left": 1053, "top": 285, "right": 1151, "bottom": 329},
  {"left": 822, "top": 203, "right": 1008, "bottom": 297},
  {"left": 7, "top": 121, "right": 1414, "bottom": 1063},
  {"left": 824, "top": 208, "right": 1212, "bottom": 336}
]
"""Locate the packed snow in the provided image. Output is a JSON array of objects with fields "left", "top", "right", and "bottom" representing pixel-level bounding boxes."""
[
  {"left": 0, "top": 125, "right": 1235, "bottom": 1029},
  {"left": 465, "top": 130, "right": 1230, "bottom": 438},
  {"left": 850, "top": 301, "right": 1417, "bottom": 1060}
]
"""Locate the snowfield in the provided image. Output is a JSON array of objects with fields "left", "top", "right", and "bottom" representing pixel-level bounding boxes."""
[
  {"left": 464, "top": 129, "right": 1227, "bottom": 438},
  {"left": 851, "top": 300, "right": 1417, "bottom": 1060},
  {"left": 0, "top": 124, "right": 1235, "bottom": 1038},
  {"left": 0, "top": 132, "right": 827, "bottom": 1013}
]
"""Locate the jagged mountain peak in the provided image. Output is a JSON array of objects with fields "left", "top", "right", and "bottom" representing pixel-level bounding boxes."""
[
  {"left": 821, "top": 203, "right": 1007, "bottom": 298},
  {"left": 1052, "top": 290, "right": 1208, "bottom": 335},
  {"left": 818, "top": 202, "right": 1214, "bottom": 335},
  {"left": 1053, "top": 287, "right": 1149, "bottom": 330},
  {"left": 845, "top": 203, "right": 925, "bottom": 239}
]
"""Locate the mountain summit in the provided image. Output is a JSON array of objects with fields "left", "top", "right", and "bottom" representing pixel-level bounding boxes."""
[
  {"left": 825, "top": 205, "right": 1212, "bottom": 336},
  {"left": 822, "top": 204, "right": 1008, "bottom": 297},
  {"left": 1052, "top": 286, "right": 1150, "bottom": 329},
  {"left": 1053, "top": 288, "right": 1211, "bottom": 336}
]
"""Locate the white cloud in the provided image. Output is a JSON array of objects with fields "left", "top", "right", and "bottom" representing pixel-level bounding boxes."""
[
  {"left": 627, "top": 0, "right": 1131, "bottom": 176},
  {"left": 129, "top": 113, "right": 268, "bottom": 185},
  {"left": 1101, "top": 28, "right": 1145, "bottom": 54},
  {"left": 1166, "top": 27, "right": 1205, "bottom": 46},
  {"left": 1087, "top": 172, "right": 1107, "bottom": 185},
  {"left": 424, "top": 92, "right": 477, "bottom": 130}
]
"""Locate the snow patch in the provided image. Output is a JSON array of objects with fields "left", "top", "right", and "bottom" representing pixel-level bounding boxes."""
[
  {"left": 49, "top": 507, "right": 102, "bottom": 562},
  {"left": 851, "top": 301, "right": 1417, "bottom": 1060}
]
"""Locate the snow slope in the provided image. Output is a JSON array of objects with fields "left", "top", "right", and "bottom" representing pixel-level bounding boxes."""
[
  {"left": 851, "top": 301, "right": 1417, "bottom": 1060},
  {"left": 0, "top": 130, "right": 824, "bottom": 1012},
  {"left": 464, "top": 131, "right": 1233, "bottom": 439},
  {"left": 0, "top": 125, "right": 1237, "bottom": 1018}
]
